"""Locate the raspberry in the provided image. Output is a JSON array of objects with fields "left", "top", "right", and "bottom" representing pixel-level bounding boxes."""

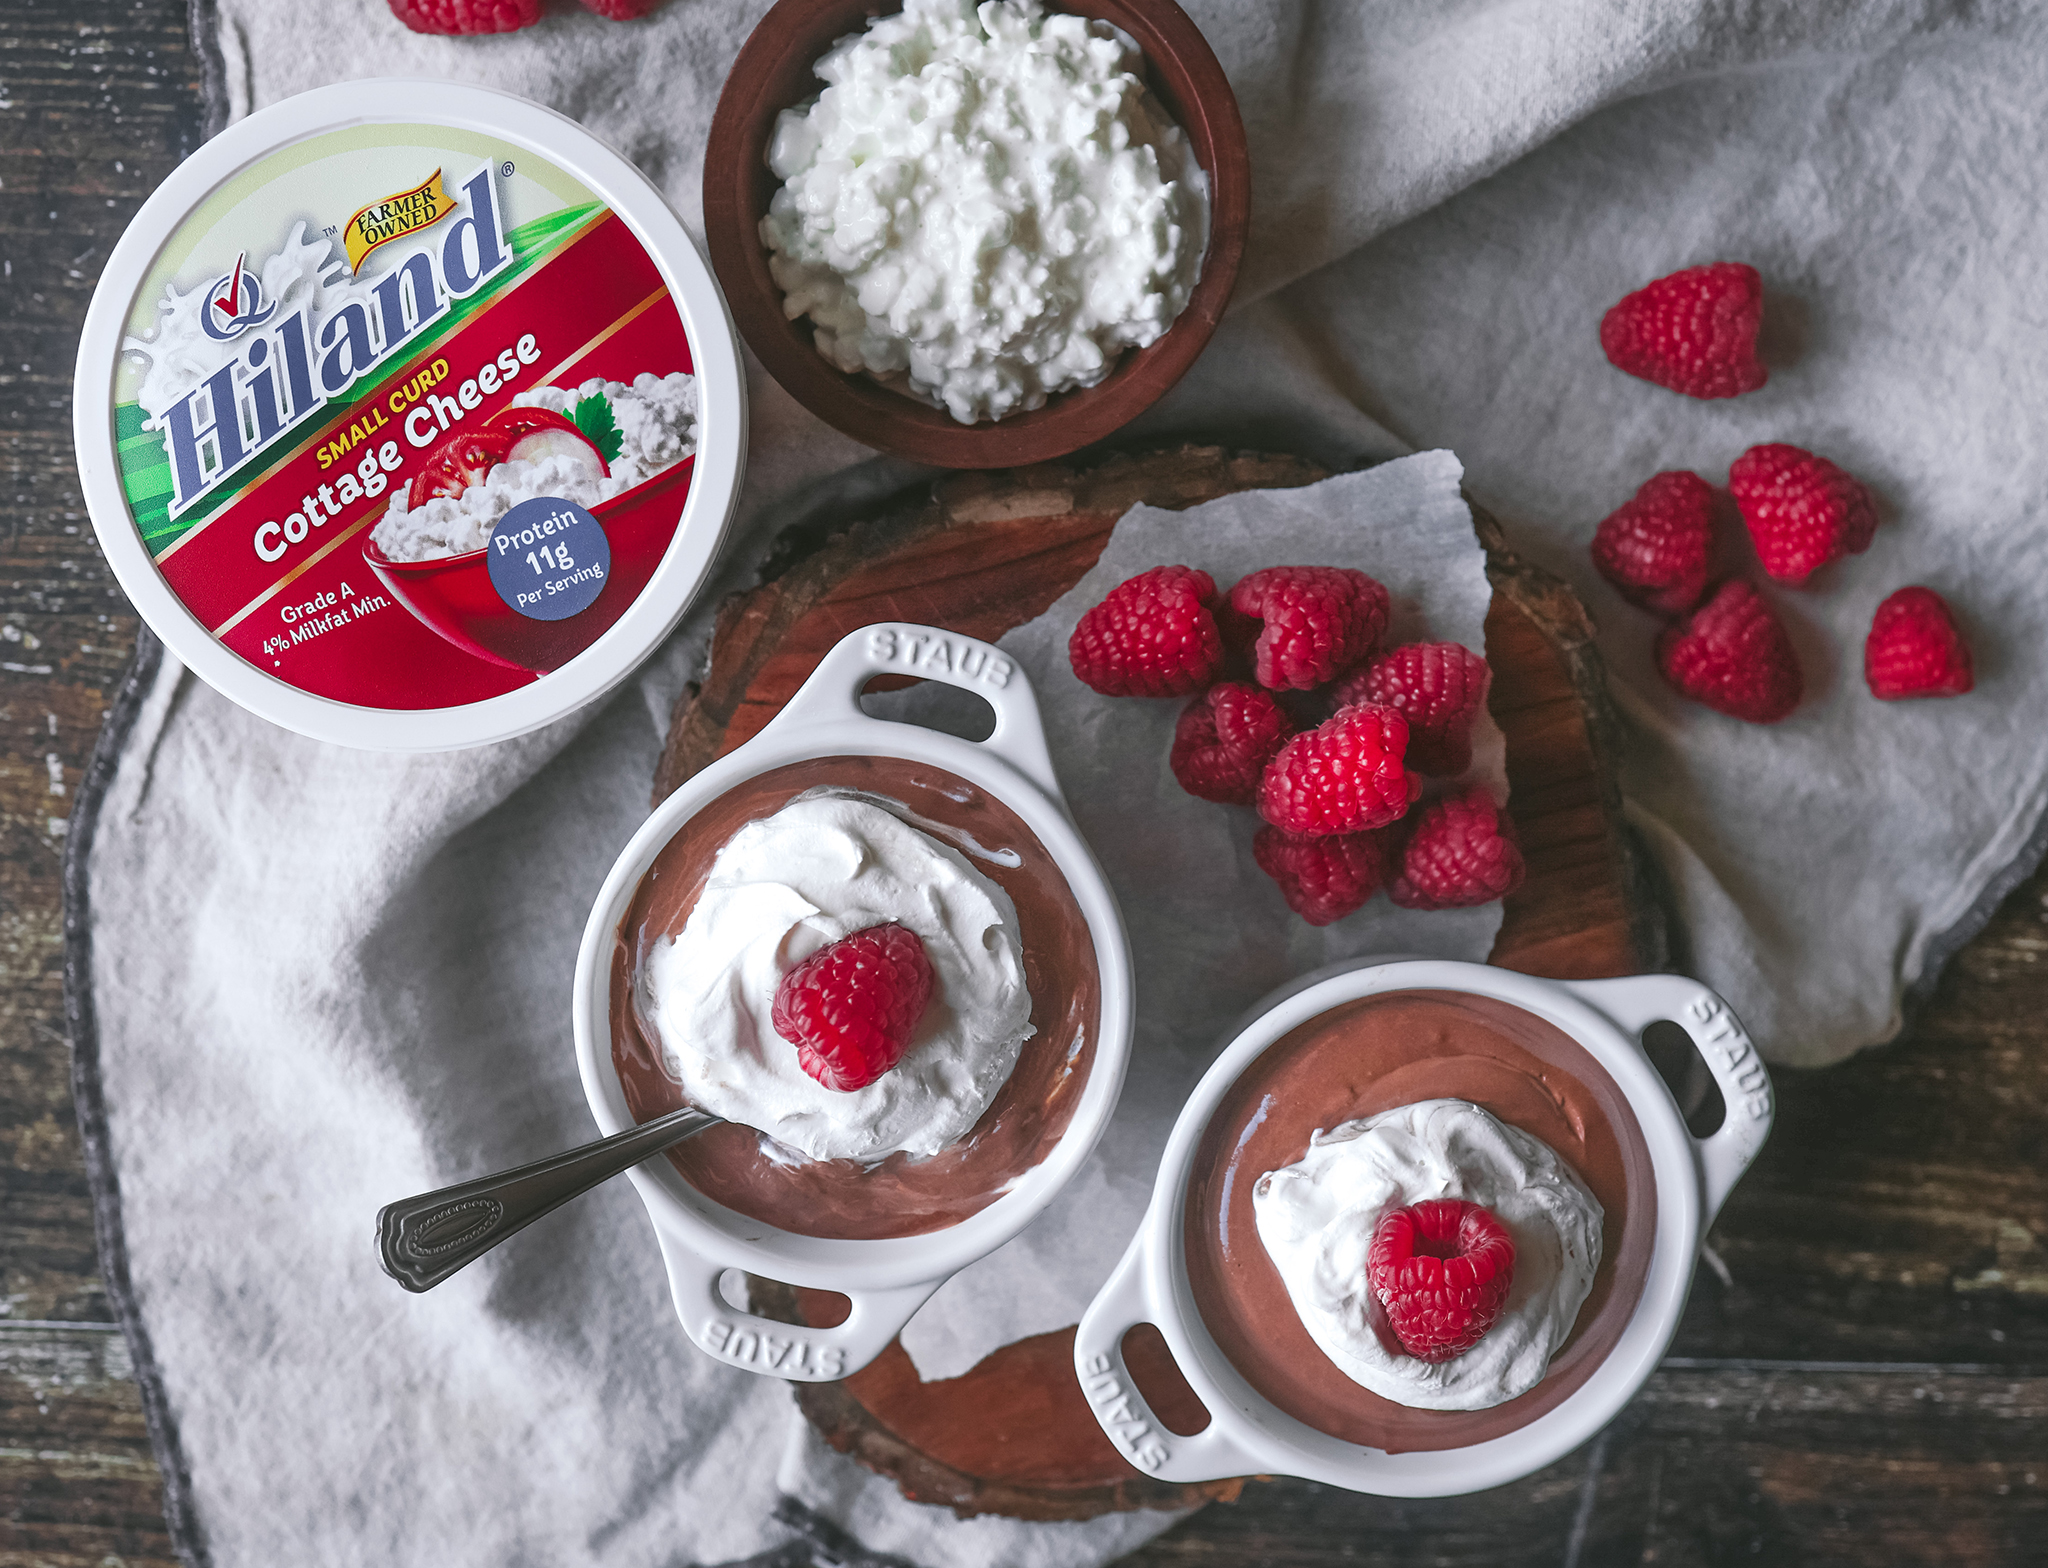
[
  {"left": 387, "top": 0, "right": 542, "bottom": 32},
  {"left": 1212, "top": 599, "right": 1262, "bottom": 675},
  {"left": 1170, "top": 682, "right": 1295, "bottom": 804},
  {"left": 1387, "top": 787, "right": 1526, "bottom": 910},
  {"left": 770, "top": 924, "right": 935, "bottom": 1093},
  {"left": 579, "top": 0, "right": 662, "bottom": 14},
  {"left": 1590, "top": 471, "right": 1718, "bottom": 616},
  {"left": 1655, "top": 580, "right": 1803, "bottom": 723},
  {"left": 1599, "top": 261, "right": 1767, "bottom": 400},
  {"left": 1865, "top": 587, "right": 1974, "bottom": 700},
  {"left": 1366, "top": 1199, "right": 1517, "bottom": 1362},
  {"left": 1253, "top": 827, "right": 1387, "bottom": 926},
  {"left": 1068, "top": 566, "right": 1225, "bottom": 698},
  {"left": 1228, "top": 566, "right": 1391, "bottom": 690},
  {"left": 1728, "top": 444, "right": 1878, "bottom": 587},
  {"left": 1333, "top": 643, "right": 1492, "bottom": 777},
  {"left": 1257, "top": 702, "right": 1420, "bottom": 837}
]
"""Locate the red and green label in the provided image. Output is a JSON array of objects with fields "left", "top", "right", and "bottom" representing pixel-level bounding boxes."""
[{"left": 113, "top": 124, "right": 696, "bottom": 708}]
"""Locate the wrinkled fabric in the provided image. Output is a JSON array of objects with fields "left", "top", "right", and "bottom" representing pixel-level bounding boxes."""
[{"left": 82, "top": 1, "right": 2048, "bottom": 1563}]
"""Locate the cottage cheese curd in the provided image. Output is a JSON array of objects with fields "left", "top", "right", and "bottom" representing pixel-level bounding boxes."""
[
  {"left": 641, "top": 790, "right": 1036, "bottom": 1162},
  {"left": 760, "top": 0, "right": 1210, "bottom": 424},
  {"left": 1254, "top": 1099, "right": 1604, "bottom": 1412},
  {"left": 370, "top": 371, "right": 698, "bottom": 562}
]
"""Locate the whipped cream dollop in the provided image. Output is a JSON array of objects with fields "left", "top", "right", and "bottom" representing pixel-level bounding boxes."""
[
  {"left": 759, "top": 0, "right": 1209, "bottom": 425},
  {"left": 640, "top": 791, "right": 1035, "bottom": 1162},
  {"left": 1253, "top": 1099, "right": 1604, "bottom": 1412},
  {"left": 371, "top": 371, "right": 697, "bottom": 562}
]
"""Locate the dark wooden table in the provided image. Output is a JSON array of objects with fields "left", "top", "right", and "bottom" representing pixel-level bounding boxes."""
[{"left": 4, "top": 5, "right": 2044, "bottom": 1564}]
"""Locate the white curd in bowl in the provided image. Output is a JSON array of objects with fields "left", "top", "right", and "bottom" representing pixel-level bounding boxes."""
[{"left": 760, "top": 0, "right": 1210, "bottom": 424}]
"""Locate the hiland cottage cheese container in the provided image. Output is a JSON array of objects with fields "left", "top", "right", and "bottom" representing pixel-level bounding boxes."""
[{"left": 74, "top": 80, "right": 747, "bottom": 750}]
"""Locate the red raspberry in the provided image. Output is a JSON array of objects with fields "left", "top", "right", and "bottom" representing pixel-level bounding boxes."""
[
  {"left": 387, "top": 0, "right": 541, "bottom": 32},
  {"left": 1333, "top": 643, "right": 1491, "bottom": 777},
  {"left": 1728, "top": 444, "right": 1878, "bottom": 587},
  {"left": 1590, "top": 471, "right": 1718, "bottom": 616},
  {"left": 1865, "top": 587, "right": 1974, "bottom": 700},
  {"left": 579, "top": 0, "right": 662, "bottom": 14},
  {"left": 1655, "top": 580, "right": 1803, "bottom": 723},
  {"left": 1253, "top": 827, "right": 1387, "bottom": 926},
  {"left": 1387, "top": 787, "right": 1526, "bottom": 910},
  {"left": 1068, "top": 566, "right": 1225, "bottom": 698},
  {"left": 1212, "top": 598, "right": 1262, "bottom": 674},
  {"left": 1257, "top": 703, "right": 1420, "bottom": 837},
  {"left": 770, "top": 924, "right": 935, "bottom": 1093},
  {"left": 1599, "top": 261, "right": 1767, "bottom": 400},
  {"left": 1228, "top": 566, "right": 1391, "bottom": 690},
  {"left": 1366, "top": 1199, "right": 1517, "bottom": 1362},
  {"left": 1170, "top": 682, "right": 1295, "bottom": 805}
]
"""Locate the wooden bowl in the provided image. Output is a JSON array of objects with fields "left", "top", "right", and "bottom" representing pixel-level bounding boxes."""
[{"left": 701, "top": 0, "right": 1249, "bottom": 469}]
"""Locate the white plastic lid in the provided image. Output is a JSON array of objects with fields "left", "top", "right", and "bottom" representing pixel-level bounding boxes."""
[{"left": 74, "top": 79, "right": 747, "bottom": 751}]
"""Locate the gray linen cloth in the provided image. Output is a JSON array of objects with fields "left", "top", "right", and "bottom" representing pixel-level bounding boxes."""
[{"left": 75, "top": 0, "right": 2048, "bottom": 1563}]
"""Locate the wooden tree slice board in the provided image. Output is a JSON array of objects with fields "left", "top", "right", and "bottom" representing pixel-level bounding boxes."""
[{"left": 650, "top": 445, "right": 1662, "bottom": 1522}]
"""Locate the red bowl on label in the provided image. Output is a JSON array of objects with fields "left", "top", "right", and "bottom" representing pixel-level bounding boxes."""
[{"left": 362, "top": 459, "right": 695, "bottom": 675}]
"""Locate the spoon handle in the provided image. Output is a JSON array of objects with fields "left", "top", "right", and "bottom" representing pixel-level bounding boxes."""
[{"left": 376, "top": 1104, "right": 722, "bottom": 1292}]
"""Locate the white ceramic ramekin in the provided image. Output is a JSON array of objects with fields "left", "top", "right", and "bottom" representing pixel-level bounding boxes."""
[
  {"left": 1073, "top": 959, "right": 1772, "bottom": 1495},
  {"left": 572, "top": 622, "right": 1132, "bottom": 1380}
]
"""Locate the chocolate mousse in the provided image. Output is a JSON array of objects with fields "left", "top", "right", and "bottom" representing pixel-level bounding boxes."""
[
  {"left": 1184, "top": 989, "right": 1655, "bottom": 1452},
  {"left": 611, "top": 754, "right": 1100, "bottom": 1241}
]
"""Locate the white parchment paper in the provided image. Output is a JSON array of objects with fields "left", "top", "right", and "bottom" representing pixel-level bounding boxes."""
[{"left": 886, "top": 452, "right": 1507, "bottom": 1379}]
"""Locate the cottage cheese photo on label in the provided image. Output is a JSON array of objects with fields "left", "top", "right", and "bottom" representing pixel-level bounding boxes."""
[{"left": 371, "top": 370, "right": 699, "bottom": 562}]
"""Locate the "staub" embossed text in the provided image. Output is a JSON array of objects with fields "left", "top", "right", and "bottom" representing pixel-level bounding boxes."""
[
  {"left": 702, "top": 1316, "right": 847, "bottom": 1379},
  {"left": 865, "top": 626, "right": 1014, "bottom": 688}
]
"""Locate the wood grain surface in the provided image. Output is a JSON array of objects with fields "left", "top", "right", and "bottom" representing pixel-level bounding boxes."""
[{"left": 5, "top": 4, "right": 2047, "bottom": 1565}]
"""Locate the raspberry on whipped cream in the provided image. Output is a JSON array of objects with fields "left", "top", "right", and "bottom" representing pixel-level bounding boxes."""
[
  {"left": 1253, "top": 1099, "right": 1603, "bottom": 1411},
  {"left": 639, "top": 791, "right": 1035, "bottom": 1162}
]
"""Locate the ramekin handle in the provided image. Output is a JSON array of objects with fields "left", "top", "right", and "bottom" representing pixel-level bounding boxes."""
[
  {"left": 657, "top": 1233, "right": 937, "bottom": 1382},
  {"left": 762, "top": 622, "right": 1064, "bottom": 802},
  {"left": 1561, "top": 974, "right": 1775, "bottom": 1224},
  {"left": 1072, "top": 1234, "right": 1263, "bottom": 1484}
]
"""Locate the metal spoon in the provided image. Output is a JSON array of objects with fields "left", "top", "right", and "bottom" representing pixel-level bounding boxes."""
[{"left": 376, "top": 1104, "right": 722, "bottom": 1292}]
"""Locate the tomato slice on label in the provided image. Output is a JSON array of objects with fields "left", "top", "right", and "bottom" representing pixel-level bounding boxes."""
[
  {"left": 485, "top": 405, "right": 609, "bottom": 478},
  {"left": 408, "top": 405, "right": 610, "bottom": 507},
  {"left": 409, "top": 430, "right": 506, "bottom": 505}
]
